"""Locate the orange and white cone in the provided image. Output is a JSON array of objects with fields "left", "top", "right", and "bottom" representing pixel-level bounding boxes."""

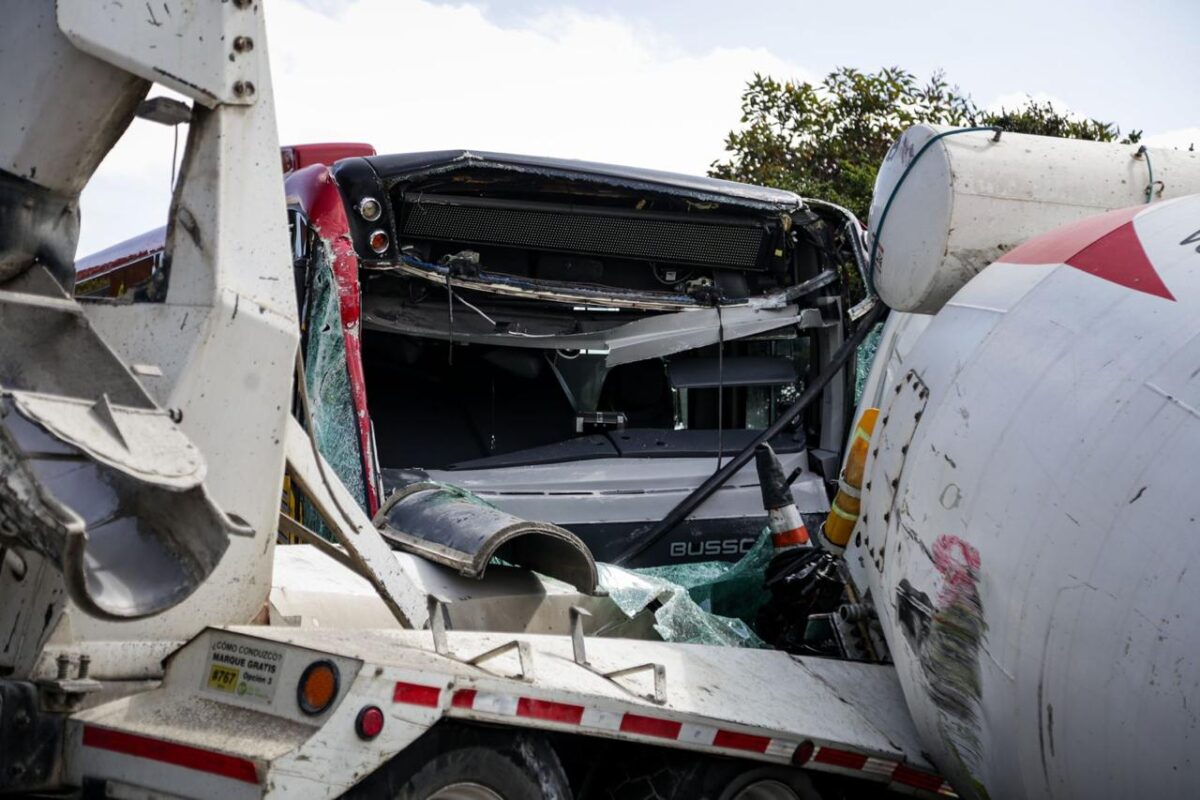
[{"left": 754, "top": 443, "right": 810, "bottom": 551}]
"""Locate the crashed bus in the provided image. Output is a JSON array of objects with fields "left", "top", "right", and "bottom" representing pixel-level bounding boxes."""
[{"left": 77, "top": 143, "right": 869, "bottom": 565}]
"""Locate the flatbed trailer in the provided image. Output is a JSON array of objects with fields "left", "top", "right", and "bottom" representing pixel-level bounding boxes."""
[{"left": 69, "top": 626, "right": 950, "bottom": 798}]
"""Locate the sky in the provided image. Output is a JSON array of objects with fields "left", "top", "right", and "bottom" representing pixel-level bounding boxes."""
[{"left": 77, "top": 0, "right": 1198, "bottom": 256}]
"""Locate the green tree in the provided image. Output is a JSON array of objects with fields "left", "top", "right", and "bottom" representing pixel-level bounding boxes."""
[
  {"left": 711, "top": 67, "right": 1140, "bottom": 224},
  {"left": 985, "top": 98, "right": 1139, "bottom": 144}
]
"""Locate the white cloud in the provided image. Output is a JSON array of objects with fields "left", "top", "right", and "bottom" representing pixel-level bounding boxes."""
[
  {"left": 985, "top": 90, "right": 1076, "bottom": 115},
  {"left": 77, "top": 0, "right": 809, "bottom": 255},
  {"left": 1143, "top": 127, "right": 1199, "bottom": 151}
]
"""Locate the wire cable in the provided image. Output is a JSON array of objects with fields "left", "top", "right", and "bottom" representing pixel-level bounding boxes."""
[
  {"left": 1136, "top": 145, "right": 1154, "bottom": 203},
  {"left": 715, "top": 304, "right": 725, "bottom": 469}
]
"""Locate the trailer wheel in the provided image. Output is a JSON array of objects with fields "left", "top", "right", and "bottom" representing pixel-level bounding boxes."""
[
  {"left": 352, "top": 722, "right": 571, "bottom": 800},
  {"left": 715, "top": 766, "right": 819, "bottom": 800},
  {"left": 582, "top": 751, "right": 820, "bottom": 800}
]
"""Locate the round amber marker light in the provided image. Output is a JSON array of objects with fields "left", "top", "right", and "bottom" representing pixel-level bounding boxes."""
[{"left": 297, "top": 660, "right": 339, "bottom": 715}]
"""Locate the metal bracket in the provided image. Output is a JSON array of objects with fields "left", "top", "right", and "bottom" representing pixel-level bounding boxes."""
[
  {"left": 570, "top": 606, "right": 667, "bottom": 704},
  {"left": 427, "top": 595, "right": 534, "bottom": 682},
  {"left": 428, "top": 595, "right": 449, "bottom": 655},
  {"left": 465, "top": 640, "right": 534, "bottom": 683},
  {"left": 36, "top": 654, "right": 102, "bottom": 713},
  {"left": 570, "top": 606, "right": 592, "bottom": 666}
]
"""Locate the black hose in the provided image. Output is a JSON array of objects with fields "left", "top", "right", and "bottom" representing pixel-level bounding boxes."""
[{"left": 611, "top": 300, "right": 887, "bottom": 565}]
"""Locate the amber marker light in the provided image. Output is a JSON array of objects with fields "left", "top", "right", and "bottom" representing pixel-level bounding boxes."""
[{"left": 297, "top": 660, "right": 340, "bottom": 716}]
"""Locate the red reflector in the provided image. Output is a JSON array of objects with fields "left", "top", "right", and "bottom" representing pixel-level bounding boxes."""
[
  {"left": 451, "top": 689, "right": 477, "bottom": 709},
  {"left": 393, "top": 681, "right": 440, "bottom": 707},
  {"left": 82, "top": 726, "right": 259, "bottom": 785},
  {"left": 713, "top": 729, "right": 772, "bottom": 753},
  {"left": 368, "top": 229, "right": 389, "bottom": 254},
  {"left": 516, "top": 697, "right": 585, "bottom": 725},
  {"left": 892, "top": 763, "right": 947, "bottom": 791},
  {"left": 813, "top": 747, "right": 869, "bottom": 770},
  {"left": 619, "top": 713, "right": 682, "bottom": 739},
  {"left": 355, "top": 705, "right": 385, "bottom": 740}
]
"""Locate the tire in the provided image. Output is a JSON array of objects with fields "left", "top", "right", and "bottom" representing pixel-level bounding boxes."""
[
  {"left": 712, "top": 764, "right": 821, "bottom": 800},
  {"left": 350, "top": 722, "right": 571, "bottom": 800},
  {"left": 581, "top": 749, "right": 820, "bottom": 800}
]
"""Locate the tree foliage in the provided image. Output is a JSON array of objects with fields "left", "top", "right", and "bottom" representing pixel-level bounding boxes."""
[{"left": 710, "top": 67, "right": 1140, "bottom": 222}]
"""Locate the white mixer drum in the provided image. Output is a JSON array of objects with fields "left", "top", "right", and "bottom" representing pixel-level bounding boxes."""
[{"left": 867, "top": 124, "right": 1200, "bottom": 313}]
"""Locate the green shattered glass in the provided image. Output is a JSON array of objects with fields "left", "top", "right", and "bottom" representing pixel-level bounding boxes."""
[
  {"left": 595, "top": 530, "right": 775, "bottom": 648},
  {"left": 300, "top": 250, "right": 367, "bottom": 537},
  {"left": 854, "top": 322, "right": 884, "bottom": 406},
  {"left": 638, "top": 529, "right": 774, "bottom": 628},
  {"left": 596, "top": 561, "right": 765, "bottom": 648}
]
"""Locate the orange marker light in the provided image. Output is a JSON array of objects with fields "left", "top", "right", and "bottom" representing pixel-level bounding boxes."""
[{"left": 297, "top": 660, "right": 340, "bottom": 716}]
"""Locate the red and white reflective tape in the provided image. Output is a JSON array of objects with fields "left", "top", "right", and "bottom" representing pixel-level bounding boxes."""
[
  {"left": 446, "top": 687, "right": 797, "bottom": 758},
  {"left": 395, "top": 681, "right": 796, "bottom": 758},
  {"left": 81, "top": 725, "right": 261, "bottom": 785},
  {"left": 393, "top": 681, "right": 954, "bottom": 796},
  {"left": 809, "top": 746, "right": 956, "bottom": 796}
]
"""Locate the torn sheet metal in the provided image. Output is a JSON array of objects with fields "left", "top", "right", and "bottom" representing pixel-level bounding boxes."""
[
  {"left": 384, "top": 257, "right": 704, "bottom": 312},
  {"left": 374, "top": 481, "right": 599, "bottom": 595},
  {"left": 364, "top": 293, "right": 821, "bottom": 369},
  {"left": 343, "top": 149, "right": 804, "bottom": 212},
  {"left": 373, "top": 256, "right": 833, "bottom": 314}
]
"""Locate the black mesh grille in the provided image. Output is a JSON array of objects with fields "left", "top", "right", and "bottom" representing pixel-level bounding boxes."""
[{"left": 400, "top": 195, "right": 768, "bottom": 269}]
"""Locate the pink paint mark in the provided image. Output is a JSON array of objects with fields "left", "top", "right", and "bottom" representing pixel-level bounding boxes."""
[{"left": 932, "top": 534, "right": 981, "bottom": 606}]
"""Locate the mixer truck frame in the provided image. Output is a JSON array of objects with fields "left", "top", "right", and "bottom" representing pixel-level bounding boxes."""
[{"left": 3, "top": 3, "right": 1198, "bottom": 800}]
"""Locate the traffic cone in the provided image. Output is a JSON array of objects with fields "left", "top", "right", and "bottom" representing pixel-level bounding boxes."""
[{"left": 755, "top": 443, "right": 810, "bottom": 551}]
